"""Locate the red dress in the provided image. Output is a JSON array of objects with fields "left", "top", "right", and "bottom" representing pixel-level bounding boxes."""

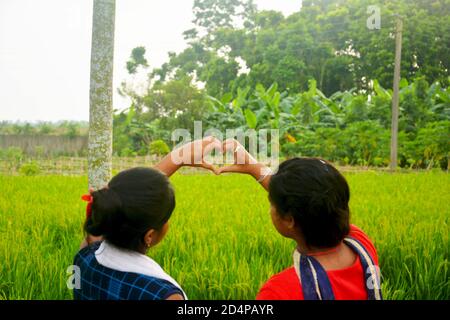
[{"left": 256, "top": 225, "right": 378, "bottom": 300}]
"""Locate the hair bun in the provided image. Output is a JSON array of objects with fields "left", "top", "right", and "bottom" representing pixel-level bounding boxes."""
[{"left": 85, "top": 187, "right": 123, "bottom": 236}]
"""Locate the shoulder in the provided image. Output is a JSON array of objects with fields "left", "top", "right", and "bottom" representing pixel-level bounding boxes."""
[
  {"left": 123, "top": 273, "right": 184, "bottom": 300},
  {"left": 256, "top": 267, "right": 303, "bottom": 300},
  {"left": 348, "top": 225, "right": 379, "bottom": 265},
  {"left": 73, "top": 242, "right": 183, "bottom": 300},
  {"left": 74, "top": 241, "right": 102, "bottom": 263}
]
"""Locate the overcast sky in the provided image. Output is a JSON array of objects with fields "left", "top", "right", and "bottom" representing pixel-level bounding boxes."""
[{"left": 0, "top": 0, "right": 302, "bottom": 122}]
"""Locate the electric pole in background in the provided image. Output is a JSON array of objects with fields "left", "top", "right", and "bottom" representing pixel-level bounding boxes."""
[
  {"left": 390, "top": 15, "right": 403, "bottom": 171},
  {"left": 88, "top": 0, "right": 116, "bottom": 190}
]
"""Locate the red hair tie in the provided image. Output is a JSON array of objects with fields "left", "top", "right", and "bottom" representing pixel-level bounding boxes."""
[{"left": 81, "top": 193, "right": 93, "bottom": 219}]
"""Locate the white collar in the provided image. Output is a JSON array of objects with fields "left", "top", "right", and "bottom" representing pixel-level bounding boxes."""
[{"left": 95, "top": 241, "right": 187, "bottom": 299}]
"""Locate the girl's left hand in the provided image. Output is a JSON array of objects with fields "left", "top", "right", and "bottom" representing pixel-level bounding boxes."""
[{"left": 156, "top": 136, "right": 222, "bottom": 177}]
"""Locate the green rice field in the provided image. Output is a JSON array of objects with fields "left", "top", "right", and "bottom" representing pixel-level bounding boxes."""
[{"left": 0, "top": 171, "right": 449, "bottom": 300}]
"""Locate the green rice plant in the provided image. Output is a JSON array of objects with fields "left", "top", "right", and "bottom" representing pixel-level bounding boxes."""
[{"left": 0, "top": 172, "right": 448, "bottom": 299}]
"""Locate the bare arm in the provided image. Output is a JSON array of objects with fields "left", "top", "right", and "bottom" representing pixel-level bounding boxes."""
[
  {"left": 166, "top": 293, "right": 184, "bottom": 300},
  {"left": 153, "top": 153, "right": 182, "bottom": 177},
  {"left": 246, "top": 163, "right": 272, "bottom": 191}
]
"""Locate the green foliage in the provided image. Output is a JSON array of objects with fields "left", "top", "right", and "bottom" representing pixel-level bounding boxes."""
[
  {"left": 64, "top": 123, "right": 78, "bottom": 139},
  {"left": 34, "top": 146, "right": 45, "bottom": 159},
  {"left": 19, "top": 161, "right": 41, "bottom": 176},
  {"left": 3, "top": 76, "right": 447, "bottom": 170},
  {"left": 6, "top": 2, "right": 446, "bottom": 168},
  {"left": 126, "top": 46, "right": 149, "bottom": 74},
  {"left": 0, "top": 147, "right": 24, "bottom": 171},
  {"left": 207, "top": 78, "right": 449, "bottom": 169},
  {"left": 402, "top": 121, "right": 450, "bottom": 169},
  {"left": 244, "top": 109, "right": 257, "bottom": 129},
  {"left": 149, "top": 0, "right": 449, "bottom": 96},
  {"left": 149, "top": 140, "right": 170, "bottom": 156},
  {"left": 282, "top": 122, "right": 391, "bottom": 167},
  {"left": 4, "top": 146, "right": 23, "bottom": 162},
  {"left": 113, "top": 1, "right": 449, "bottom": 168},
  {"left": 118, "top": 147, "right": 137, "bottom": 157}
]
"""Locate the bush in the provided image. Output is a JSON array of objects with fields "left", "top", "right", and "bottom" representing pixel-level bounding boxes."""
[
  {"left": 282, "top": 121, "right": 391, "bottom": 166},
  {"left": 5, "top": 147, "right": 23, "bottom": 162},
  {"left": 401, "top": 121, "right": 450, "bottom": 169},
  {"left": 34, "top": 146, "right": 45, "bottom": 158},
  {"left": 119, "top": 147, "right": 137, "bottom": 157},
  {"left": 341, "top": 121, "right": 390, "bottom": 166},
  {"left": 19, "top": 161, "right": 41, "bottom": 176},
  {"left": 149, "top": 140, "right": 170, "bottom": 156},
  {"left": 2, "top": 147, "right": 24, "bottom": 171}
]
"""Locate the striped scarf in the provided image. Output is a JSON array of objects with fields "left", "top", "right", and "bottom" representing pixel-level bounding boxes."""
[{"left": 293, "top": 237, "right": 382, "bottom": 300}]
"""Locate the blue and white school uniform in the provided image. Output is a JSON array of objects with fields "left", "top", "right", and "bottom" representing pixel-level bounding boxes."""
[{"left": 73, "top": 241, "right": 187, "bottom": 300}]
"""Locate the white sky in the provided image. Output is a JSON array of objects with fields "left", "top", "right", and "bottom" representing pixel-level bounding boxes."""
[{"left": 0, "top": 0, "right": 302, "bottom": 122}]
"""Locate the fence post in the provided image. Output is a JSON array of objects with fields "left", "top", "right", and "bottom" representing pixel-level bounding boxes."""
[{"left": 389, "top": 16, "right": 403, "bottom": 171}]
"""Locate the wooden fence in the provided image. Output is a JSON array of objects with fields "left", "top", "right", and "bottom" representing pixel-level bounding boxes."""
[
  {"left": 0, "top": 156, "right": 163, "bottom": 176},
  {"left": 0, "top": 135, "right": 87, "bottom": 156},
  {"left": 0, "top": 155, "right": 434, "bottom": 176}
]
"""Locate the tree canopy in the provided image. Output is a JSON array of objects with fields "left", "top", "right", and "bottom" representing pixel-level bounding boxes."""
[{"left": 146, "top": 0, "right": 449, "bottom": 97}]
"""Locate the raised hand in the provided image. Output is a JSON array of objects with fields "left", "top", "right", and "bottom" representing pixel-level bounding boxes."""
[
  {"left": 155, "top": 136, "right": 222, "bottom": 176},
  {"left": 175, "top": 136, "right": 222, "bottom": 174},
  {"left": 218, "top": 139, "right": 272, "bottom": 190},
  {"left": 218, "top": 139, "right": 258, "bottom": 174}
]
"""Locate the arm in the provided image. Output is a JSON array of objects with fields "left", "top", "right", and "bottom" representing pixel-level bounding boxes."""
[
  {"left": 247, "top": 163, "right": 272, "bottom": 191},
  {"left": 166, "top": 293, "right": 184, "bottom": 300},
  {"left": 153, "top": 153, "right": 181, "bottom": 178},
  {"left": 218, "top": 139, "right": 272, "bottom": 191}
]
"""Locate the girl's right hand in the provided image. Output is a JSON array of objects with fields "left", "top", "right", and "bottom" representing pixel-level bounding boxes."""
[{"left": 218, "top": 139, "right": 272, "bottom": 189}]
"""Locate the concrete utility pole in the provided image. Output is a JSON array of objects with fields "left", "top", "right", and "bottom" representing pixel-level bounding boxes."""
[
  {"left": 88, "top": 0, "right": 116, "bottom": 190},
  {"left": 390, "top": 16, "right": 403, "bottom": 171}
]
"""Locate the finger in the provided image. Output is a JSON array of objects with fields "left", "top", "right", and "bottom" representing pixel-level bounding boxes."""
[
  {"left": 203, "top": 139, "right": 222, "bottom": 167},
  {"left": 217, "top": 165, "right": 244, "bottom": 174},
  {"left": 222, "top": 138, "right": 236, "bottom": 146},
  {"left": 203, "top": 138, "right": 222, "bottom": 155},
  {"left": 221, "top": 141, "right": 236, "bottom": 164},
  {"left": 201, "top": 162, "right": 219, "bottom": 175},
  {"left": 202, "top": 136, "right": 222, "bottom": 157},
  {"left": 222, "top": 140, "right": 236, "bottom": 153},
  {"left": 203, "top": 136, "right": 221, "bottom": 146},
  {"left": 203, "top": 135, "right": 215, "bottom": 143}
]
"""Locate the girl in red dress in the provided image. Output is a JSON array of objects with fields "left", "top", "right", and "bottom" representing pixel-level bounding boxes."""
[{"left": 219, "top": 139, "right": 382, "bottom": 300}]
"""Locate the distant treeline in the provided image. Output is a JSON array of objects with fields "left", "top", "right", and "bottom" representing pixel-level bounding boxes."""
[{"left": 0, "top": 121, "right": 88, "bottom": 137}]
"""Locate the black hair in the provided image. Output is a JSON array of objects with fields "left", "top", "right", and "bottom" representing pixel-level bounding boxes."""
[
  {"left": 85, "top": 167, "right": 175, "bottom": 252},
  {"left": 268, "top": 158, "right": 350, "bottom": 249}
]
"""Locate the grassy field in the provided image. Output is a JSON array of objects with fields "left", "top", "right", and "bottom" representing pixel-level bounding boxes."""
[{"left": 0, "top": 171, "right": 448, "bottom": 300}]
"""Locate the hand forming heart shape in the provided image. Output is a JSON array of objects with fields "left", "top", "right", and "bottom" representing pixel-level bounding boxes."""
[{"left": 173, "top": 136, "right": 260, "bottom": 176}]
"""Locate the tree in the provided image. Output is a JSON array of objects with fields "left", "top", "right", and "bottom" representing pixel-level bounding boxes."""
[
  {"left": 88, "top": 0, "right": 116, "bottom": 190},
  {"left": 191, "top": 0, "right": 256, "bottom": 37},
  {"left": 126, "top": 46, "right": 148, "bottom": 74},
  {"left": 146, "top": 0, "right": 449, "bottom": 97},
  {"left": 142, "top": 76, "right": 207, "bottom": 132}
]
